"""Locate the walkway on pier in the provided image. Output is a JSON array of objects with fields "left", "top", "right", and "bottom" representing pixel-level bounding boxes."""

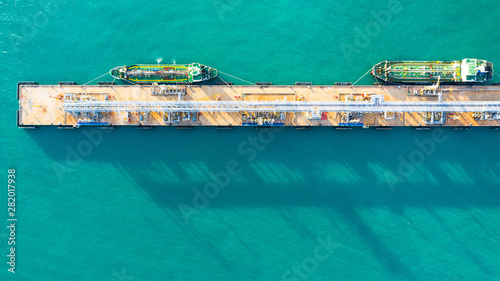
[
  {"left": 18, "top": 84, "right": 500, "bottom": 127},
  {"left": 62, "top": 99, "right": 500, "bottom": 113}
]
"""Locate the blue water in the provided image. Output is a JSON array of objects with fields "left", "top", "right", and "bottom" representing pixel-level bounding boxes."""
[{"left": 1, "top": 1, "right": 500, "bottom": 280}]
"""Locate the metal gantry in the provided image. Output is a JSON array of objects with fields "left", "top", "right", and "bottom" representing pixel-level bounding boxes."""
[{"left": 62, "top": 99, "right": 500, "bottom": 114}]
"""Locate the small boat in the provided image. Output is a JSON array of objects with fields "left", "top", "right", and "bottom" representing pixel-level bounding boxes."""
[
  {"left": 371, "top": 59, "right": 493, "bottom": 84},
  {"left": 110, "top": 63, "right": 217, "bottom": 84}
]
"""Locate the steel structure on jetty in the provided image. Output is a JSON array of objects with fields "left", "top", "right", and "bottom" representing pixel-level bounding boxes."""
[{"left": 17, "top": 83, "right": 500, "bottom": 128}]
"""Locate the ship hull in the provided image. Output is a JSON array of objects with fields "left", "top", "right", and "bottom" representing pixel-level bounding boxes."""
[
  {"left": 110, "top": 63, "right": 217, "bottom": 84},
  {"left": 371, "top": 59, "right": 493, "bottom": 84}
]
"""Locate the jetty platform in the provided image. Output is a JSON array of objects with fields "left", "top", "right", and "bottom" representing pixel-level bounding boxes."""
[{"left": 17, "top": 83, "right": 500, "bottom": 128}]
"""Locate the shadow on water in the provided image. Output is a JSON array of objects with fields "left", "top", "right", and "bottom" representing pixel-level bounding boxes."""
[
  {"left": 323, "top": 200, "right": 420, "bottom": 281},
  {"left": 27, "top": 126, "right": 500, "bottom": 208},
  {"left": 27, "top": 126, "right": 500, "bottom": 279}
]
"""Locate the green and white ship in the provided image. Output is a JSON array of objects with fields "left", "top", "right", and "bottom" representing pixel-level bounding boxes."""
[
  {"left": 371, "top": 59, "right": 493, "bottom": 84},
  {"left": 110, "top": 63, "right": 218, "bottom": 84}
]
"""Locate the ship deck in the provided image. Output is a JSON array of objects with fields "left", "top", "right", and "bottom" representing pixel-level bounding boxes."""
[{"left": 17, "top": 84, "right": 500, "bottom": 128}]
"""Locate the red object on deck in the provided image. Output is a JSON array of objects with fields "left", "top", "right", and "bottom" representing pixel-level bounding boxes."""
[{"left": 321, "top": 112, "right": 328, "bottom": 120}]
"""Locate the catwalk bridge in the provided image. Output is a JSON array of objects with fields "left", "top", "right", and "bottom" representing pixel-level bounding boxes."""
[{"left": 62, "top": 99, "right": 500, "bottom": 114}]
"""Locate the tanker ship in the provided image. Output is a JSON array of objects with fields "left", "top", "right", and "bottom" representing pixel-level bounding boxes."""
[
  {"left": 371, "top": 59, "right": 493, "bottom": 84},
  {"left": 110, "top": 63, "right": 217, "bottom": 83}
]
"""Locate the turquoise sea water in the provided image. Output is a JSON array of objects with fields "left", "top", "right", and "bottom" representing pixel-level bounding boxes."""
[{"left": 1, "top": 1, "right": 500, "bottom": 280}]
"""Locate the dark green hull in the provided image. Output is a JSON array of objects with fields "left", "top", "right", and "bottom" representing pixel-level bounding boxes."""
[
  {"left": 372, "top": 59, "right": 493, "bottom": 84},
  {"left": 110, "top": 63, "right": 217, "bottom": 84}
]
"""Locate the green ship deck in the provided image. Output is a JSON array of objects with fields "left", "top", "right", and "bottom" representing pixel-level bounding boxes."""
[
  {"left": 110, "top": 63, "right": 217, "bottom": 84},
  {"left": 372, "top": 59, "right": 493, "bottom": 84}
]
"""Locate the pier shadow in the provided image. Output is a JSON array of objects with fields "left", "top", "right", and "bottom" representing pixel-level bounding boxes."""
[
  {"left": 25, "top": 126, "right": 500, "bottom": 279},
  {"left": 26, "top": 126, "right": 500, "bottom": 209},
  {"left": 323, "top": 200, "right": 420, "bottom": 281}
]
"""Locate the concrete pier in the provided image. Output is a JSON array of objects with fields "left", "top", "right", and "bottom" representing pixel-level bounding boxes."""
[{"left": 17, "top": 84, "right": 500, "bottom": 128}]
